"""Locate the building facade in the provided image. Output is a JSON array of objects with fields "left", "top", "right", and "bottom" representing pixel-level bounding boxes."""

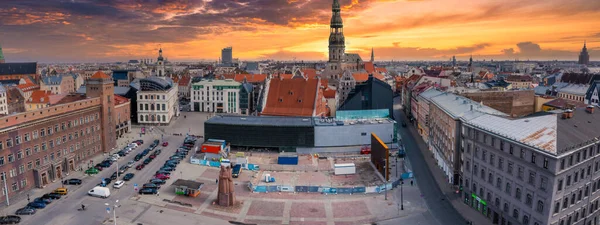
[
  {"left": 0, "top": 86, "right": 7, "bottom": 115},
  {"left": 114, "top": 95, "right": 131, "bottom": 139},
  {"left": 41, "top": 74, "right": 75, "bottom": 95},
  {"left": 505, "top": 75, "right": 533, "bottom": 90},
  {"left": 221, "top": 47, "right": 233, "bottom": 65},
  {"left": 191, "top": 79, "right": 241, "bottom": 114},
  {"left": 136, "top": 76, "right": 179, "bottom": 125}
]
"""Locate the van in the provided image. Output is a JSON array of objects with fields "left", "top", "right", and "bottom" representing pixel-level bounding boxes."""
[
  {"left": 53, "top": 188, "right": 68, "bottom": 195},
  {"left": 88, "top": 186, "right": 110, "bottom": 198}
]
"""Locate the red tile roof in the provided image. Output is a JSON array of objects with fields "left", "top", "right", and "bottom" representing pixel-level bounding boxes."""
[
  {"left": 375, "top": 67, "right": 387, "bottom": 73},
  {"left": 543, "top": 98, "right": 587, "bottom": 109},
  {"left": 235, "top": 74, "right": 267, "bottom": 83},
  {"left": 90, "top": 71, "right": 111, "bottom": 79},
  {"left": 506, "top": 75, "right": 533, "bottom": 82},
  {"left": 178, "top": 75, "right": 191, "bottom": 86},
  {"left": 114, "top": 95, "right": 129, "bottom": 105},
  {"left": 352, "top": 72, "right": 386, "bottom": 83},
  {"left": 323, "top": 89, "right": 336, "bottom": 99},
  {"left": 364, "top": 62, "right": 375, "bottom": 74},
  {"left": 301, "top": 69, "right": 318, "bottom": 79},
  {"left": 17, "top": 83, "right": 39, "bottom": 92},
  {"left": 262, "top": 78, "right": 327, "bottom": 117},
  {"left": 27, "top": 90, "right": 52, "bottom": 104}
]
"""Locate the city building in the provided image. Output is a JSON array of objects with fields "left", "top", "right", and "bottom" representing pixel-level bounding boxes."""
[
  {"left": 16, "top": 82, "right": 39, "bottom": 100},
  {"left": 0, "top": 63, "right": 38, "bottom": 84},
  {"left": 177, "top": 75, "right": 191, "bottom": 99},
  {"left": 136, "top": 76, "right": 179, "bottom": 125},
  {"left": 40, "top": 74, "right": 75, "bottom": 94},
  {"left": 5, "top": 86, "right": 25, "bottom": 114},
  {"left": 155, "top": 48, "right": 166, "bottom": 77},
  {"left": 113, "top": 95, "right": 131, "bottom": 139},
  {"left": 0, "top": 70, "right": 118, "bottom": 204},
  {"left": 261, "top": 77, "right": 328, "bottom": 117},
  {"left": 579, "top": 41, "right": 590, "bottom": 65},
  {"left": 221, "top": 47, "right": 233, "bottom": 65},
  {"left": 585, "top": 81, "right": 600, "bottom": 106},
  {"left": 461, "top": 90, "right": 535, "bottom": 117},
  {"left": 0, "top": 86, "right": 7, "bottom": 115},
  {"left": 190, "top": 79, "right": 241, "bottom": 114},
  {"left": 25, "top": 90, "right": 59, "bottom": 111},
  {"left": 461, "top": 106, "right": 600, "bottom": 225},
  {"left": 337, "top": 70, "right": 356, "bottom": 106},
  {"left": 505, "top": 75, "right": 533, "bottom": 89},
  {"left": 338, "top": 74, "right": 394, "bottom": 118},
  {"left": 112, "top": 70, "right": 136, "bottom": 87},
  {"left": 416, "top": 89, "right": 444, "bottom": 143},
  {"left": 239, "top": 80, "right": 253, "bottom": 115},
  {"left": 429, "top": 93, "right": 506, "bottom": 185},
  {"left": 204, "top": 112, "right": 395, "bottom": 153}
]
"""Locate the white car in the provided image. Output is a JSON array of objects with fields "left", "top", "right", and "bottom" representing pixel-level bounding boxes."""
[
  {"left": 129, "top": 143, "right": 138, "bottom": 148},
  {"left": 113, "top": 180, "right": 124, "bottom": 189},
  {"left": 127, "top": 160, "right": 135, "bottom": 168}
]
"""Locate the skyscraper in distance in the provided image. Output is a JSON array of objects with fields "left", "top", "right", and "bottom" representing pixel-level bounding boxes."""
[
  {"left": 221, "top": 47, "right": 233, "bottom": 65},
  {"left": 579, "top": 41, "right": 590, "bottom": 65}
]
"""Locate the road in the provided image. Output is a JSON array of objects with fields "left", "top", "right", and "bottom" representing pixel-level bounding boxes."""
[
  {"left": 19, "top": 133, "right": 185, "bottom": 225},
  {"left": 388, "top": 97, "right": 466, "bottom": 225}
]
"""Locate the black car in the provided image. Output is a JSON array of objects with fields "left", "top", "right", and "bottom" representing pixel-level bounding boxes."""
[
  {"left": 138, "top": 188, "right": 158, "bottom": 195},
  {"left": 142, "top": 183, "right": 160, "bottom": 189},
  {"left": 164, "top": 162, "right": 177, "bottom": 168},
  {"left": 63, "top": 178, "right": 82, "bottom": 185},
  {"left": 42, "top": 193, "right": 61, "bottom": 199},
  {"left": 165, "top": 160, "right": 180, "bottom": 165},
  {"left": 117, "top": 151, "right": 126, "bottom": 157},
  {"left": 160, "top": 166, "right": 175, "bottom": 172},
  {"left": 15, "top": 207, "right": 36, "bottom": 215},
  {"left": 149, "top": 178, "right": 166, "bottom": 185},
  {"left": 123, "top": 173, "right": 135, "bottom": 181},
  {"left": 143, "top": 158, "right": 151, "bottom": 165},
  {"left": 102, "top": 178, "right": 112, "bottom": 185},
  {"left": 134, "top": 154, "right": 143, "bottom": 161},
  {"left": 155, "top": 170, "right": 171, "bottom": 175},
  {"left": 0, "top": 215, "right": 21, "bottom": 224},
  {"left": 110, "top": 172, "right": 120, "bottom": 180},
  {"left": 154, "top": 149, "right": 162, "bottom": 155}
]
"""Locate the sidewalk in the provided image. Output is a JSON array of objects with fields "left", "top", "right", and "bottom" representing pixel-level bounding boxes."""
[
  {"left": 402, "top": 111, "right": 491, "bottom": 225},
  {"left": 0, "top": 132, "right": 138, "bottom": 215}
]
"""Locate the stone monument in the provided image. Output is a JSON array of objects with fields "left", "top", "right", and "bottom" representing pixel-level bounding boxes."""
[{"left": 217, "top": 165, "right": 235, "bottom": 206}]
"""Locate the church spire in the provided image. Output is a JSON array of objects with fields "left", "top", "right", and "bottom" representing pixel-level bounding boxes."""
[
  {"left": 370, "top": 48, "right": 374, "bottom": 62},
  {"left": 0, "top": 42, "right": 5, "bottom": 63}
]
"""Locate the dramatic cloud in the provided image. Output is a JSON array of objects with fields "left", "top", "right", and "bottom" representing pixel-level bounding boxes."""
[{"left": 0, "top": 0, "right": 599, "bottom": 62}]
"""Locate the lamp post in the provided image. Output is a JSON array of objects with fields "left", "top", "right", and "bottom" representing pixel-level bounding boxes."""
[
  {"left": 105, "top": 199, "right": 119, "bottom": 225},
  {"left": 2, "top": 172, "right": 9, "bottom": 206},
  {"left": 400, "top": 178, "right": 404, "bottom": 210}
]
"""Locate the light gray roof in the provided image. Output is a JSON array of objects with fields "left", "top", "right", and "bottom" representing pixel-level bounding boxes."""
[
  {"left": 534, "top": 86, "right": 550, "bottom": 95},
  {"left": 418, "top": 88, "right": 444, "bottom": 100},
  {"left": 430, "top": 92, "right": 507, "bottom": 119},
  {"left": 205, "top": 116, "right": 315, "bottom": 127}
]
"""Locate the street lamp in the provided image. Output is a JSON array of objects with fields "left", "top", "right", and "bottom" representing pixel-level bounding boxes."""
[
  {"left": 400, "top": 178, "right": 404, "bottom": 210},
  {"left": 105, "top": 199, "right": 119, "bottom": 225}
]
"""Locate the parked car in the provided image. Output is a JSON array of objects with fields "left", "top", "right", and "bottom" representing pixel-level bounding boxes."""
[
  {"left": 63, "top": 178, "right": 82, "bottom": 185},
  {"left": 119, "top": 166, "right": 128, "bottom": 174},
  {"left": 162, "top": 142, "right": 168, "bottom": 147},
  {"left": 134, "top": 140, "right": 143, "bottom": 145},
  {"left": 101, "top": 178, "right": 112, "bottom": 185},
  {"left": 52, "top": 188, "right": 68, "bottom": 195},
  {"left": 149, "top": 154, "right": 157, "bottom": 159},
  {"left": 123, "top": 173, "right": 135, "bottom": 181},
  {"left": 138, "top": 188, "right": 158, "bottom": 195},
  {"left": 142, "top": 183, "right": 160, "bottom": 189},
  {"left": 113, "top": 180, "right": 125, "bottom": 189},
  {"left": 110, "top": 172, "right": 120, "bottom": 180},
  {"left": 94, "top": 165, "right": 104, "bottom": 171},
  {"left": 153, "top": 149, "right": 162, "bottom": 155},
  {"left": 0, "top": 215, "right": 21, "bottom": 224},
  {"left": 127, "top": 160, "right": 135, "bottom": 168},
  {"left": 165, "top": 159, "right": 180, "bottom": 164},
  {"left": 164, "top": 162, "right": 177, "bottom": 168},
  {"left": 142, "top": 149, "right": 150, "bottom": 156},
  {"left": 26, "top": 202, "right": 46, "bottom": 209},
  {"left": 156, "top": 170, "right": 171, "bottom": 175},
  {"left": 88, "top": 186, "right": 111, "bottom": 198},
  {"left": 169, "top": 156, "right": 181, "bottom": 160},
  {"left": 143, "top": 158, "right": 151, "bottom": 165},
  {"left": 135, "top": 164, "right": 145, "bottom": 170},
  {"left": 15, "top": 207, "right": 36, "bottom": 215},
  {"left": 34, "top": 197, "right": 52, "bottom": 204},
  {"left": 160, "top": 166, "right": 175, "bottom": 172},
  {"left": 85, "top": 168, "right": 99, "bottom": 175},
  {"left": 129, "top": 143, "right": 138, "bottom": 148},
  {"left": 155, "top": 173, "right": 170, "bottom": 180},
  {"left": 149, "top": 178, "right": 166, "bottom": 185},
  {"left": 42, "top": 193, "right": 61, "bottom": 200},
  {"left": 232, "top": 164, "right": 242, "bottom": 178},
  {"left": 134, "top": 154, "right": 143, "bottom": 161}
]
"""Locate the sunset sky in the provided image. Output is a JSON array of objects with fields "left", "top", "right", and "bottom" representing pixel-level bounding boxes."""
[{"left": 0, "top": 0, "right": 599, "bottom": 63}]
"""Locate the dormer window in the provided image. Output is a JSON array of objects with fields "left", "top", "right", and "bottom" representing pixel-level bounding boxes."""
[{"left": 278, "top": 98, "right": 283, "bottom": 102}]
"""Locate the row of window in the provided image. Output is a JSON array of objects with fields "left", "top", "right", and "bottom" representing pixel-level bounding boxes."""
[
  {"left": 138, "top": 114, "right": 168, "bottom": 122},
  {"left": 139, "top": 94, "right": 166, "bottom": 100},
  {"left": 0, "top": 114, "right": 98, "bottom": 150},
  {"left": 466, "top": 158, "right": 548, "bottom": 192},
  {"left": 494, "top": 193, "right": 541, "bottom": 225},
  {"left": 465, "top": 127, "right": 549, "bottom": 170},
  {"left": 0, "top": 179, "right": 27, "bottom": 196},
  {"left": 138, "top": 103, "right": 167, "bottom": 111},
  {"left": 0, "top": 134, "right": 100, "bottom": 167},
  {"left": 559, "top": 144, "right": 600, "bottom": 171},
  {"left": 554, "top": 198, "right": 598, "bottom": 225},
  {"left": 557, "top": 163, "right": 599, "bottom": 192}
]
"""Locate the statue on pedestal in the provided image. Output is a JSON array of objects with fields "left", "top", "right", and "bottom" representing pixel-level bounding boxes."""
[{"left": 217, "top": 165, "right": 235, "bottom": 207}]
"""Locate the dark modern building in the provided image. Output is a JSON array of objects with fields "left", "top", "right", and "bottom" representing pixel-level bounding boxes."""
[
  {"left": 239, "top": 81, "right": 253, "bottom": 115},
  {"left": 338, "top": 74, "right": 394, "bottom": 119}
]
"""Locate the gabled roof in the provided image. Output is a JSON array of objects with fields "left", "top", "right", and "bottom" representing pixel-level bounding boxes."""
[
  {"left": 27, "top": 90, "right": 52, "bottom": 104},
  {"left": 234, "top": 74, "right": 267, "bottom": 83},
  {"left": 352, "top": 72, "right": 385, "bottom": 83},
  {"left": 90, "top": 71, "right": 111, "bottom": 79},
  {"left": 262, "top": 78, "right": 324, "bottom": 117},
  {"left": 364, "top": 62, "right": 375, "bottom": 73},
  {"left": 41, "top": 75, "right": 64, "bottom": 85},
  {"left": 301, "top": 69, "right": 318, "bottom": 79},
  {"left": 323, "top": 89, "right": 336, "bottom": 99},
  {"left": 0, "top": 63, "right": 37, "bottom": 75},
  {"left": 375, "top": 67, "right": 387, "bottom": 74},
  {"left": 114, "top": 95, "right": 129, "bottom": 105},
  {"left": 543, "top": 98, "right": 587, "bottom": 109},
  {"left": 178, "top": 75, "right": 191, "bottom": 86}
]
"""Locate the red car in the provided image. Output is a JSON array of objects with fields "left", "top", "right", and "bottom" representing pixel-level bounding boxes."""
[
  {"left": 135, "top": 164, "right": 145, "bottom": 170},
  {"left": 162, "top": 142, "right": 168, "bottom": 147},
  {"left": 149, "top": 155, "right": 157, "bottom": 159},
  {"left": 155, "top": 173, "right": 170, "bottom": 180}
]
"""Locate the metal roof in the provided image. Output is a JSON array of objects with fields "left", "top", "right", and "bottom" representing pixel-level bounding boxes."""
[
  {"left": 430, "top": 92, "right": 507, "bottom": 119},
  {"left": 0, "top": 63, "right": 37, "bottom": 75},
  {"left": 205, "top": 115, "right": 315, "bottom": 127}
]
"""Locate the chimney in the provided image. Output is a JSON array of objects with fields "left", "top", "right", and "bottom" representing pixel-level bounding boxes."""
[
  {"left": 562, "top": 109, "right": 574, "bottom": 119},
  {"left": 587, "top": 105, "right": 595, "bottom": 114}
]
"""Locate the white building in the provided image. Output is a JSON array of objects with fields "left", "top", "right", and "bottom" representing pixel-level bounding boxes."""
[
  {"left": 136, "top": 76, "right": 179, "bottom": 124},
  {"left": 191, "top": 79, "right": 241, "bottom": 114},
  {"left": 0, "top": 86, "right": 8, "bottom": 115}
]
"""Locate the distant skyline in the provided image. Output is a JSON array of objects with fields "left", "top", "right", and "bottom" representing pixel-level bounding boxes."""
[{"left": 0, "top": 0, "right": 599, "bottom": 63}]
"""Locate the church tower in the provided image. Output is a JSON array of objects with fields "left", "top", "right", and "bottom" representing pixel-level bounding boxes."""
[
  {"left": 370, "top": 48, "right": 374, "bottom": 62},
  {"left": 328, "top": 0, "right": 345, "bottom": 63},
  {"left": 86, "top": 71, "right": 116, "bottom": 153},
  {"left": 0, "top": 42, "right": 5, "bottom": 63},
  {"left": 579, "top": 41, "right": 590, "bottom": 65},
  {"left": 156, "top": 48, "right": 165, "bottom": 77}
]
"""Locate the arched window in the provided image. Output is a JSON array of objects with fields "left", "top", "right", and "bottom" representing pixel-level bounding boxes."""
[
  {"left": 523, "top": 215, "right": 529, "bottom": 225},
  {"left": 481, "top": 169, "right": 485, "bottom": 179},
  {"left": 151, "top": 115, "right": 155, "bottom": 121},
  {"left": 162, "top": 115, "right": 166, "bottom": 122},
  {"left": 156, "top": 103, "right": 160, "bottom": 111},
  {"left": 537, "top": 200, "right": 544, "bottom": 212},
  {"left": 506, "top": 183, "right": 511, "bottom": 193},
  {"left": 526, "top": 194, "right": 533, "bottom": 205},
  {"left": 513, "top": 209, "right": 519, "bottom": 218},
  {"left": 151, "top": 104, "right": 155, "bottom": 110},
  {"left": 157, "top": 115, "right": 160, "bottom": 122},
  {"left": 479, "top": 188, "right": 484, "bottom": 197},
  {"left": 504, "top": 203, "right": 509, "bottom": 212},
  {"left": 139, "top": 115, "right": 143, "bottom": 121},
  {"left": 487, "top": 192, "right": 491, "bottom": 202},
  {"left": 144, "top": 115, "right": 148, "bottom": 121},
  {"left": 516, "top": 188, "right": 522, "bottom": 200},
  {"left": 473, "top": 183, "right": 477, "bottom": 192},
  {"left": 495, "top": 198, "right": 500, "bottom": 207},
  {"left": 489, "top": 173, "right": 493, "bottom": 183}
]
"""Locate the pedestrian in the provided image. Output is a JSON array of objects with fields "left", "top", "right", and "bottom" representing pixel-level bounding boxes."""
[
  {"left": 410, "top": 180, "right": 413, "bottom": 186},
  {"left": 156, "top": 191, "right": 159, "bottom": 197},
  {"left": 215, "top": 179, "right": 218, "bottom": 184}
]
